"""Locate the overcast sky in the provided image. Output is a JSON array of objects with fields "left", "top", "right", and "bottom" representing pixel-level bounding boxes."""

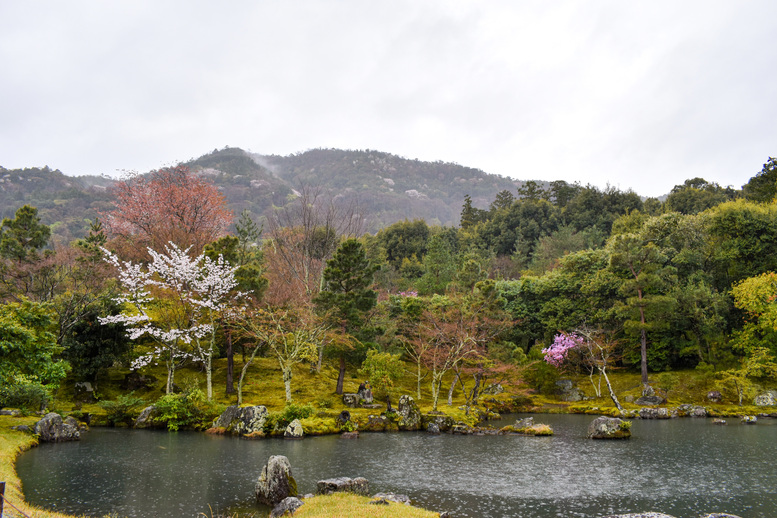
[{"left": 1, "top": 1, "right": 775, "bottom": 197}]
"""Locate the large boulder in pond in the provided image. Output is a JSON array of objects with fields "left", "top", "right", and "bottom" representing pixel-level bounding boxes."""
[
  {"left": 213, "top": 405, "right": 269, "bottom": 436},
  {"left": 33, "top": 413, "right": 80, "bottom": 442},
  {"left": 256, "top": 455, "right": 297, "bottom": 506},
  {"left": 587, "top": 416, "right": 631, "bottom": 440},
  {"left": 316, "top": 477, "right": 369, "bottom": 496},
  {"left": 397, "top": 395, "right": 422, "bottom": 431},
  {"left": 422, "top": 412, "right": 455, "bottom": 432}
]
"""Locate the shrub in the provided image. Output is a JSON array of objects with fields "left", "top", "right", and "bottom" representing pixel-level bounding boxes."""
[
  {"left": 99, "top": 393, "right": 145, "bottom": 426},
  {"left": 264, "top": 402, "right": 315, "bottom": 434},
  {"left": 0, "top": 379, "right": 50, "bottom": 412},
  {"left": 154, "top": 389, "right": 223, "bottom": 431}
]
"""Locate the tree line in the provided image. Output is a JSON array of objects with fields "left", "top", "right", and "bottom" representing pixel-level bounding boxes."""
[{"left": 1, "top": 157, "right": 776, "bottom": 413}]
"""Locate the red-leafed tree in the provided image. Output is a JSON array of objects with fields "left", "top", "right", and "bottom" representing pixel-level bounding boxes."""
[{"left": 104, "top": 166, "right": 232, "bottom": 260}]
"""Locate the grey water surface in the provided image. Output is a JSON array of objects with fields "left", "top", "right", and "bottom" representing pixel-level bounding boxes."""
[{"left": 17, "top": 413, "right": 777, "bottom": 518}]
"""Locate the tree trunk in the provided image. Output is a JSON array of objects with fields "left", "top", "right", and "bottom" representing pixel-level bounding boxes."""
[
  {"left": 638, "top": 288, "right": 649, "bottom": 387},
  {"left": 283, "top": 367, "right": 293, "bottom": 403},
  {"left": 336, "top": 356, "right": 346, "bottom": 395},
  {"left": 237, "top": 343, "right": 263, "bottom": 406},
  {"left": 416, "top": 361, "right": 422, "bottom": 400},
  {"left": 225, "top": 328, "right": 235, "bottom": 395},
  {"left": 447, "top": 372, "right": 459, "bottom": 406},
  {"left": 600, "top": 366, "right": 623, "bottom": 412}
]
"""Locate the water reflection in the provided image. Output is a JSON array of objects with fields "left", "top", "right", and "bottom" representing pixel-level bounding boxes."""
[{"left": 17, "top": 414, "right": 777, "bottom": 518}]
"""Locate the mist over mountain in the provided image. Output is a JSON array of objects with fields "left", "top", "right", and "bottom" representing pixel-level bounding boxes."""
[{"left": 0, "top": 147, "right": 532, "bottom": 241}]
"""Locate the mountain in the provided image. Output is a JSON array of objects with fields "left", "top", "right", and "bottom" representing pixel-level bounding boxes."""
[{"left": 0, "top": 147, "right": 527, "bottom": 241}]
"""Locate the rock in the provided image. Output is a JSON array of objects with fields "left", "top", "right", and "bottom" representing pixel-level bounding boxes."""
[
  {"left": 753, "top": 390, "right": 777, "bottom": 406},
  {"left": 335, "top": 410, "right": 351, "bottom": 427},
  {"left": 600, "top": 514, "right": 676, "bottom": 518},
  {"left": 642, "top": 385, "right": 656, "bottom": 397},
  {"left": 707, "top": 390, "right": 722, "bottom": 403},
  {"left": 427, "top": 423, "right": 440, "bottom": 434},
  {"left": 712, "top": 418, "right": 727, "bottom": 425},
  {"left": 481, "top": 383, "right": 504, "bottom": 395},
  {"left": 514, "top": 417, "right": 534, "bottom": 429},
  {"left": 587, "top": 416, "right": 631, "bottom": 439},
  {"left": 639, "top": 407, "right": 671, "bottom": 419},
  {"left": 556, "top": 379, "right": 584, "bottom": 402},
  {"left": 74, "top": 381, "right": 96, "bottom": 402},
  {"left": 134, "top": 406, "right": 156, "bottom": 428},
  {"left": 741, "top": 415, "right": 757, "bottom": 424},
  {"left": 11, "top": 425, "right": 31, "bottom": 433},
  {"left": 270, "top": 496, "right": 304, "bottom": 517},
  {"left": 33, "top": 412, "right": 80, "bottom": 442},
  {"left": 635, "top": 395, "right": 667, "bottom": 406},
  {"left": 212, "top": 405, "right": 269, "bottom": 436},
  {"left": 316, "top": 477, "right": 369, "bottom": 496},
  {"left": 284, "top": 419, "right": 303, "bottom": 439},
  {"left": 623, "top": 395, "right": 635, "bottom": 403},
  {"left": 340, "top": 431, "right": 359, "bottom": 439},
  {"left": 370, "top": 498, "right": 389, "bottom": 505},
  {"left": 451, "top": 424, "right": 473, "bottom": 434},
  {"left": 256, "top": 455, "right": 297, "bottom": 506},
  {"left": 120, "top": 371, "right": 157, "bottom": 391},
  {"left": 342, "top": 393, "right": 361, "bottom": 408},
  {"left": 440, "top": 513, "right": 452, "bottom": 518},
  {"left": 397, "top": 395, "right": 422, "bottom": 431},
  {"left": 0, "top": 409, "right": 20, "bottom": 416},
  {"left": 373, "top": 492, "right": 411, "bottom": 505},
  {"left": 422, "top": 412, "right": 455, "bottom": 432},
  {"left": 689, "top": 406, "right": 707, "bottom": 417},
  {"left": 357, "top": 387, "right": 374, "bottom": 404},
  {"left": 361, "top": 415, "right": 396, "bottom": 432},
  {"left": 699, "top": 514, "right": 744, "bottom": 518}
]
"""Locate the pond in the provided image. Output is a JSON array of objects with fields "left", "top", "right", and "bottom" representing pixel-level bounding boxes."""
[{"left": 17, "top": 414, "right": 777, "bottom": 518}]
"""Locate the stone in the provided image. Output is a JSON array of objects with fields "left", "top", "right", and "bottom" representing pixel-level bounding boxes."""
[
  {"left": 639, "top": 407, "right": 671, "bottom": 419},
  {"left": 342, "top": 393, "right": 361, "bottom": 408},
  {"left": 688, "top": 406, "right": 707, "bottom": 417},
  {"left": 741, "top": 415, "right": 757, "bottom": 424},
  {"left": 699, "top": 514, "right": 744, "bottom": 518},
  {"left": 213, "top": 405, "right": 269, "bottom": 436},
  {"left": 427, "top": 423, "right": 440, "bottom": 434},
  {"left": 422, "top": 412, "right": 455, "bottom": 432},
  {"left": 270, "top": 496, "right": 304, "bottom": 517},
  {"left": 357, "top": 385, "right": 374, "bottom": 404},
  {"left": 555, "top": 379, "right": 584, "bottom": 402},
  {"left": 373, "top": 492, "right": 411, "bottom": 505},
  {"left": 397, "top": 395, "right": 422, "bottom": 431},
  {"left": 335, "top": 410, "right": 351, "bottom": 427},
  {"left": 600, "top": 514, "right": 676, "bottom": 518},
  {"left": 121, "top": 371, "right": 157, "bottom": 391},
  {"left": 587, "top": 416, "right": 631, "bottom": 439},
  {"left": 707, "top": 390, "right": 723, "bottom": 403},
  {"left": 284, "top": 419, "right": 303, "bottom": 439},
  {"left": 361, "top": 415, "right": 394, "bottom": 432},
  {"left": 642, "top": 385, "right": 656, "bottom": 397},
  {"left": 0, "top": 409, "right": 20, "bottom": 416},
  {"left": 340, "top": 431, "right": 359, "bottom": 439},
  {"left": 256, "top": 455, "right": 297, "bottom": 506},
  {"left": 514, "top": 417, "right": 534, "bottom": 429},
  {"left": 74, "top": 381, "right": 96, "bottom": 402},
  {"left": 33, "top": 412, "right": 80, "bottom": 442},
  {"left": 623, "top": 395, "right": 635, "bottom": 403},
  {"left": 134, "top": 406, "right": 156, "bottom": 428},
  {"left": 712, "top": 418, "right": 727, "bottom": 425},
  {"left": 753, "top": 390, "right": 777, "bottom": 406},
  {"left": 11, "top": 425, "right": 31, "bottom": 433},
  {"left": 635, "top": 395, "right": 667, "bottom": 406},
  {"left": 481, "top": 383, "right": 504, "bottom": 395},
  {"left": 370, "top": 498, "right": 389, "bottom": 505},
  {"left": 316, "top": 477, "right": 369, "bottom": 496}
]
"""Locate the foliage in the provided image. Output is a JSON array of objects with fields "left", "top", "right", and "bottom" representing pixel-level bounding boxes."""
[
  {"left": 0, "top": 300, "right": 68, "bottom": 391},
  {"left": 104, "top": 165, "right": 232, "bottom": 260},
  {"left": 359, "top": 349, "right": 403, "bottom": 397},
  {"left": 0, "top": 377, "right": 50, "bottom": 411},
  {"left": 154, "top": 388, "right": 222, "bottom": 431},
  {"left": 264, "top": 402, "right": 315, "bottom": 433},
  {"left": 99, "top": 393, "right": 146, "bottom": 426}
]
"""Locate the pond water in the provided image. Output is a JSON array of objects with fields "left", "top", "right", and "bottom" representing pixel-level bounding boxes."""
[{"left": 17, "top": 414, "right": 777, "bottom": 518}]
